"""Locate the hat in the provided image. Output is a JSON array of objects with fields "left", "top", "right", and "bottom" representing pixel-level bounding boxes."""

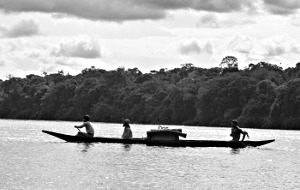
[
  {"left": 124, "top": 118, "right": 130, "bottom": 124},
  {"left": 231, "top": 119, "right": 238, "bottom": 125}
]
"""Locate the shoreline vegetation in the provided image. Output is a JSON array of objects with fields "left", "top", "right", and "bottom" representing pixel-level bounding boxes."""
[{"left": 1, "top": 58, "right": 300, "bottom": 130}]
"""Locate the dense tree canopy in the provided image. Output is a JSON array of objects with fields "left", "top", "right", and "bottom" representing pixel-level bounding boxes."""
[{"left": 0, "top": 60, "right": 300, "bottom": 130}]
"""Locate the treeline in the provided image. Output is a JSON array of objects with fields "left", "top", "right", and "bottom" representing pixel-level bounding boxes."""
[{"left": 1, "top": 59, "right": 300, "bottom": 130}]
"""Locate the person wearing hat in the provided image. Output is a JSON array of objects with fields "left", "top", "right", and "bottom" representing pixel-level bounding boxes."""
[
  {"left": 121, "top": 118, "right": 132, "bottom": 139},
  {"left": 230, "top": 119, "right": 249, "bottom": 141},
  {"left": 75, "top": 115, "right": 94, "bottom": 137}
]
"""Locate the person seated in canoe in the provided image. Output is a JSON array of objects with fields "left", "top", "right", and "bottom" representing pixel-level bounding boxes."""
[
  {"left": 121, "top": 118, "right": 132, "bottom": 139},
  {"left": 230, "top": 119, "right": 249, "bottom": 141},
  {"left": 74, "top": 115, "right": 94, "bottom": 137}
]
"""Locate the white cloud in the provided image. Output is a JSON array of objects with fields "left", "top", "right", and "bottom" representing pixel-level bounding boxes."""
[
  {"left": 1, "top": 1, "right": 300, "bottom": 80},
  {"left": 39, "top": 57, "right": 78, "bottom": 72},
  {"left": 263, "top": 0, "right": 300, "bottom": 15},
  {"left": 291, "top": 44, "right": 300, "bottom": 53},
  {"left": 179, "top": 40, "right": 201, "bottom": 55},
  {"left": 0, "top": 0, "right": 259, "bottom": 22},
  {"left": 229, "top": 35, "right": 255, "bottom": 54},
  {"left": 212, "top": 34, "right": 300, "bottom": 69},
  {"left": 51, "top": 35, "right": 101, "bottom": 59},
  {"left": 290, "top": 14, "right": 300, "bottom": 26},
  {"left": 196, "top": 13, "right": 255, "bottom": 28},
  {"left": 265, "top": 43, "right": 285, "bottom": 56},
  {"left": 0, "top": 19, "right": 40, "bottom": 38},
  {"left": 197, "top": 13, "right": 219, "bottom": 28},
  {"left": 203, "top": 41, "right": 214, "bottom": 54},
  {"left": 37, "top": 56, "right": 110, "bottom": 76},
  {"left": 0, "top": 36, "right": 105, "bottom": 79},
  {"left": 178, "top": 40, "right": 215, "bottom": 55},
  {"left": 0, "top": 0, "right": 165, "bottom": 21},
  {"left": 228, "top": 35, "right": 292, "bottom": 58},
  {"left": 0, "top": 57, "right": 26, "bottom": 79},
  {"left": 0, "top": 60, "right": 5, "bottom": 66},
  {"left": 143, "top": 0, "right": 256, "bottom": 12}
]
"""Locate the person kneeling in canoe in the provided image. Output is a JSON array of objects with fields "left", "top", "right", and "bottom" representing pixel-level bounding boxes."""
[
  {"left": 121, "top": 118, "right": 132, "bottom": 139},
  {"left": 75, "top": 115, "right": 94, "bottom": 137},
  {"left": 230, "top": 119, "right": 249, "bottom": 141}
]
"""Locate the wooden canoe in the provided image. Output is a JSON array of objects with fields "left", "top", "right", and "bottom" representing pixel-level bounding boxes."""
[{"left": 42, "top": 130, "right": 275, "bottom": 148}]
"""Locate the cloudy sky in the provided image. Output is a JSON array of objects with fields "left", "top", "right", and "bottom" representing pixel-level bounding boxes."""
[{"left": 1, "top": 0, "right": 300, "bottom": 79}]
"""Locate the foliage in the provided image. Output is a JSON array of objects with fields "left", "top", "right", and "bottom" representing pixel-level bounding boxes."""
[{"left": 0, "top": 61, "right": 299, "bottom": 130}]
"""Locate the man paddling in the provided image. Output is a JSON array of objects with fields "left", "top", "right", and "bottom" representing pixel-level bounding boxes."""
[
  {"left": 230, "top": 119, "right": 249, "bottom": 141},
  {"left": 75, "top": 115, "right": 94, "bottom": 137}
]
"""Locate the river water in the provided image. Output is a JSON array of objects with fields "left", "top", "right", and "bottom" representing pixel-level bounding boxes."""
[{"left": 0, "top": 119, "right": 299, "bottom": 190}]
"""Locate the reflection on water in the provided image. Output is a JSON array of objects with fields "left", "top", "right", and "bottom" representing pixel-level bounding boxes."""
[
  {"left": 77, "top": 143, "right": 132, "bottom": 153},
  {"left": 230, "top": 148, "right": 240, "bottom": 155},
  {"left": 123, "top": 144, "right": 132, "bottom": 151},
  {"left": 78, "top": 143, "right": 94, "bottom": 153}
]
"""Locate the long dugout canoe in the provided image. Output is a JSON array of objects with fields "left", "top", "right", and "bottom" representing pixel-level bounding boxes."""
[{"left": 42, "top": 130, "right": 275, "bottom": 148}]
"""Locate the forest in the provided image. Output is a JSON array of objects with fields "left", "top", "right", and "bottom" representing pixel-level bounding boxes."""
[{"left": 0, "top": 56, "right": 300, "bottom": 130}]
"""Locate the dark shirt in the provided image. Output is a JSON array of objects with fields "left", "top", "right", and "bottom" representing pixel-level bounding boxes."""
[{"left": 122, "top": 127, "right": 132, "bottom": 139}]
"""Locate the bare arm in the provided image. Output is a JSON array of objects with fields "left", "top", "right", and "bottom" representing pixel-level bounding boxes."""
[
  {"left": 241, "top": 131, "right": 249, "bottom": 141},
  {"left": 75, "top": 123, "right": 86, "bottom": 128}
]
